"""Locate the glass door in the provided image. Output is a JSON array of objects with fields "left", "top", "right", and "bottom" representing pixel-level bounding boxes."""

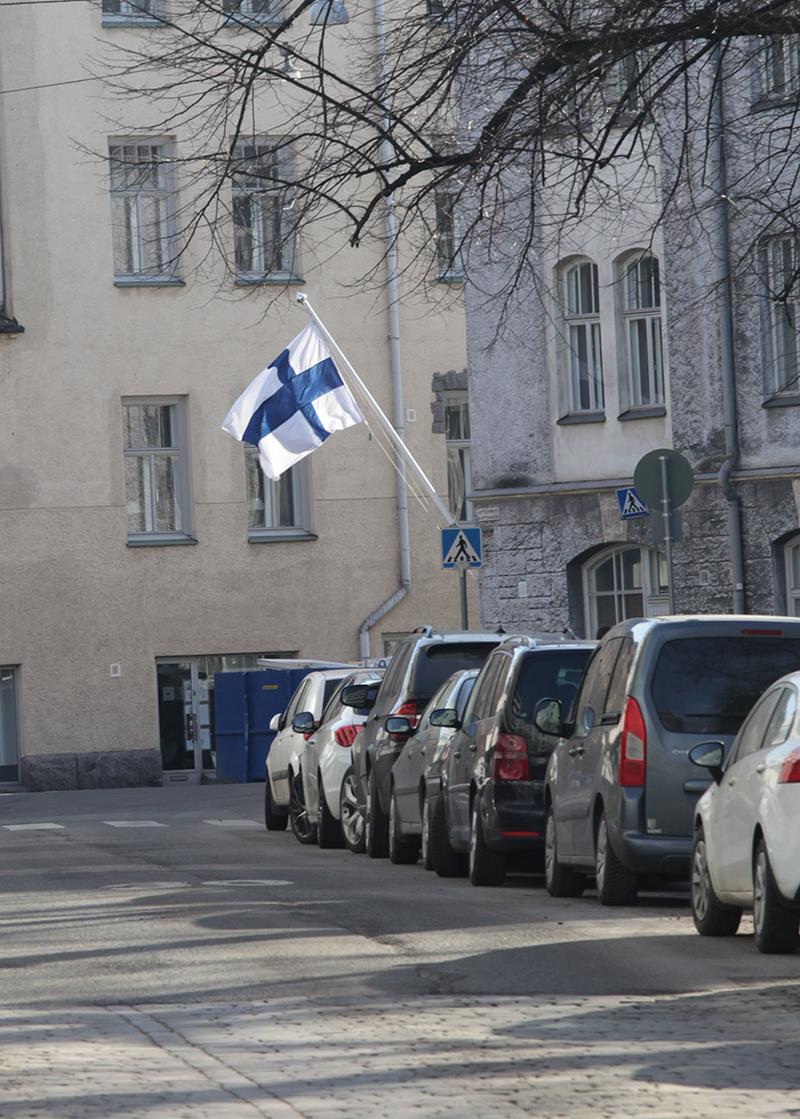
[
  {"left": 0, "top": 668, "right": 19, "bottom": 783},
  {"left": 156, "top": 660, "right": 209, "bottom": 781}
]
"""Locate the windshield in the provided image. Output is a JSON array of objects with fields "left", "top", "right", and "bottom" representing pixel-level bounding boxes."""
[{"left": 652, "top": 636, "right": 800, "bottom": 735}]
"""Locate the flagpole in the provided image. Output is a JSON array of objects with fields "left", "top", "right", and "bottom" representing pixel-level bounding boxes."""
[{"left": 296, "top": 292, "right": 457, "bottom": 527}]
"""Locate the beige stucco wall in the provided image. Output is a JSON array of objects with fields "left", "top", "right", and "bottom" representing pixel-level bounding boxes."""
[{"left": 0, "top": 4, "right": 478, "bottom": 771}]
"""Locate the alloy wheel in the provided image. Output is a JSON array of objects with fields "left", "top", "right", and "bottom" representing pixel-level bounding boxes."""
[
  {"left": 289, "top": 774, "right": 314, "bottom": 842},
  {"left": 421, "top": 798, "right": 430, "bottom": 866},
  {"left": 340, "top": 773, "right": 363, "bottom": 847},
  {"left": 544, "top": 812, "right": 556, "bottom": 890},
  {"left": 692, "top": 838, "right": 711, "bottom": 924},
  {"left": 754, "top": 849, "right": 767, "bottom": 939},
  {"left": 596, "top": 817, "right": 608, "bottom": 894}
]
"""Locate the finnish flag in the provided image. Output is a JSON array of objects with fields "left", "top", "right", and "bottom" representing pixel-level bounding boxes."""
[{"left": 222, "top": 323, "right": 364, "bottom": 481}]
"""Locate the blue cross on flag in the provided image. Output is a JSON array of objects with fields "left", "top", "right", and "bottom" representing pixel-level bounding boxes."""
[{"left": 222, "top": 324, "right": 364, "bottom": 480}]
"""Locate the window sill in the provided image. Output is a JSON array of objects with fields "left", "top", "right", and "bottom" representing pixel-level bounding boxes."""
[
  {"left": 102, "top": 15, "right": 163, "bottom": 26},
  {"left": 438, "top": 272, "right": 465, "bottom": 284},
  {"left": 763, "top": 393, "right": 800, "bottom": 409},
  {"left": 114, "top": 275, "right": 185, "bottom": 287},
  {"left": 234, "top": 274, "right": 305, "bottom": 286},
  {"left": 618, "top": 405, "right": 666, "bottom": 421},
  {"left": 557, "top": 410, "right": 606, "bottom": 426},
  {"left": 221, "top": 15, "right": 282, "bottom": 29},
  {"left": 127, "top": 534, "right": 198, "bottom": 547},
  {"left": 0, "top": 318, "right": 24, "bottom": 334},
  {"left": 751, "top": 95, "right": 799, "bottom": 114},
  {"left": 248, "top": 529, "right": 317, "bottom": 543}
]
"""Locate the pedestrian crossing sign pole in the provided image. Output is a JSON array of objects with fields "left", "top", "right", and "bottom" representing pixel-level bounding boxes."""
[{"left": 441, "top": 527, "right": 482, "bottom": 629}]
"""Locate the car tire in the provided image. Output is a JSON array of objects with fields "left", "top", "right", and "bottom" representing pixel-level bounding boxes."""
[
  {"left": 317, "top": 776, "right": 344, "bottom": 850},
  {"left": 690, "top": 827, "right": 741, "bottom": 937},
  {"left": 264, "top": 777, "right": 288, "bottom": 832},
  {"left": 468, "top": 799, "right": 506, "bottom": 886},
  {"left": 389, "top": 788, "right": 420, "bottom": 865},
  {"left": 339, "top": 766, "right": 365, "bottom": 855},
  {"left": 430, "top": 794, "right": 467, "bottom": 878},
  {"left": 421, "top": 795, "right": 434, "bottom": 871},
  {"left": 753, "top": 839, "right": 800, "bottom": 954},
  {"left": 595, "top": 811, "right": 637, "bottom": 906},
  {"left": 289, "top": 770, "right": 317, "bottom": 846},
  {"left": 365, "top": 769, "right": 390, "bottom": 859},
  {"left": 544, "top": 807, "right": 585, "bottom": 898}
]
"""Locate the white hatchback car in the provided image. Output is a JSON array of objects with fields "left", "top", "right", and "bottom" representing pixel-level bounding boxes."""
[
  {"left": 302, "top": 670, "right": 384, "bottom": 849},
  {"left": 265, "top": 668, "right": 354, "bottom": 844},
  {"left": 689, "top": 670, "right": 800, "bottom": 953}
]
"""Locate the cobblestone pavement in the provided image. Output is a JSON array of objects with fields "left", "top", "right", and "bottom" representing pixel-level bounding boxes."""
[{"left": 3, "top": 985, "right": 800, "bottom": 1118}]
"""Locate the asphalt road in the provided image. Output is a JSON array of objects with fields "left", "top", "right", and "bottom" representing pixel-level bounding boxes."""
[{"left": 2, "top": 783, "right": 800, "bottom": 1117}]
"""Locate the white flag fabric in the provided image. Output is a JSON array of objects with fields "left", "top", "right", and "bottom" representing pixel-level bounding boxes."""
[{"left": 221, "top": 323, "right": 364, "bottom": 481}]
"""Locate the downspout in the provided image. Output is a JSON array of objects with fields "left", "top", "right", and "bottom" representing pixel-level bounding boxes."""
[
  {"left": 710, "top": 44, "right": 747, "bottom": 613},
  {"left": 358, "top": 0, "right": 412, "bottom": 659}
]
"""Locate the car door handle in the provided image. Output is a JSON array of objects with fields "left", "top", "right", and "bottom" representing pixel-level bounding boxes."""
[
  {"left": 453, "top": 750, "right": 461, "bottom": 759},
  {"left": 727, "top": 777, "right": 736, "bottom": 787},
  {"left": 756, "top": 763, "right": 766, "bottom": 774},
  {"left": 568, "top": 745, "right": 584, "bottom": 758},
  {"left": 420, "top": 748, "right": 426, "bottom": 756},
  {"left": 469, "top": 744, "right": 477, "bottom": 753}
]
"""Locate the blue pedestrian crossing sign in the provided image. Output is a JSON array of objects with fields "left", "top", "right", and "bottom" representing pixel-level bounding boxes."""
[
  {"left": 441, "top": 526, "right": 482, "bottom": 569},
  {"left": 615, "top": 487, "right": 649, "bottom": 519}
]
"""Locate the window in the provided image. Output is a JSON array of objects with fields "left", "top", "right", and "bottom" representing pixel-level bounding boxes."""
[
  {"left": 606, "top": 52, "right": 650, "bottom": 114},
  {"left": 102, "top": 0, "right": 159, "bottom": 23},
  {"left": 122, "top": 398, "right": 192, "bottom": 543},
  {"left": 583, "top": 545, "right": 670, "bottom": 637},
  {"left": 443, "top": 391, "right": 472, "bottom": 522},
  {"left": 785, "top": 537, "right": 800, "bottom": 614},
  {"left": 435, "top": 191, "right": 463, "bottom": 279},
  {"left": 231, "top": 139, "right": 297, "bottom": 281},
  {"left": 245, "top": 447, "right": 311, "bottom": 537},
  {"left": 563, "top": 260, "right": 604, "bottom": 412},
  {"left": 0, "top": 668, "right": 19, "bottom": 783},
  {"left": 223, "top": 0, "right": 283, "bottom": 23},
  {"left": 309, "top": 0, "right": 348, "bottom": 23},
  {"left": 764, "top": 236, "right": 800, "bottom": 396},
  {"left": 109, "top": 141, "right": 178, "bottom": 283},
  {"left": 620, "top": 254, "right": 664, "bottom": 407},
  {"left": 759, "top": 35, "right": 800, "bottom": 101},
  {"left": 764, "top": 686, "right": 798, "bottom": 750},
  {"left": 426, "top": 0, "right": 451, "bottom": 20}
]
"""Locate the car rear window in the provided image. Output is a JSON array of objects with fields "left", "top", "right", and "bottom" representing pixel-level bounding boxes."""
[
  {"left": 652, "top": 636, "right": 800, "bottom": 735},
  {"left": 411, "top": 643, "right": 497, "bottom": 703},
  {"left": 507, "top": 650, "right": 593, "bottom": 734}
]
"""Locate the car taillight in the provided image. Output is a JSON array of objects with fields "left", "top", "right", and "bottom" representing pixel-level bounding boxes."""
[
  {"left": 491, "top": 734, "right": 530, "bottom": 781},
  {"left": 619, "top": 697, "right": 646, "bottom": 787},
  {"left": 778, "top": 749, "right": 800, "bottom": 783},
  {"left": 394, "top": 700, "right": 420, "bottom": 728},
  {"left": 335, "top": 725, "right": 360, "bottom": 748}
]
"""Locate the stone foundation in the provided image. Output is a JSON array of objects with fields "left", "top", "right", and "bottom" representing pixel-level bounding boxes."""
[{"left": 20, "top": 749, "right": 162, "bottom": 792}]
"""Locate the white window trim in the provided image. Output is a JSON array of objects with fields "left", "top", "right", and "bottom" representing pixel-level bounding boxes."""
[
  {"left": 616, "top": 251, "right": 665, "bottom": 411},
  {"left": 784, "top": 537, "right": 800, "bottom": 616},
  {"left": 434, "top": 190, "right": 464, "bottom": 281},
  {"left": 102, "top": 0, "right": 162, "bottom": 25},
  {"left": 582, "top": 545, "right": 669, "bottom": 638},
  {"left": 560, "top": 258, "right": 605, "bottom": 415},
  {"left": 122, "top": 396, "right": 194, "bottom": 545},
  {"left": 757, "top": 34, "right": 800, "bottom": 104},
  {"left": 222, "top": 0, "right": 284, "bottom": 29},
  {"left": 442, "top": 390, "right": 472, "bottom": 523},
  {"left": 109, "top": 139, "right": 181, "bottom": 285},
  {"left": 763, "top": 235, "right": 800, "bottom": 398}
]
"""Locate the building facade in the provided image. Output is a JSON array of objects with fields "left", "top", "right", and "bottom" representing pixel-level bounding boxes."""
[
  {"left": 0, "top": 2, "right": 473, "bottom": 789},
  {"left": 464, "top": 42, "right": 800, "bottom": 639}
]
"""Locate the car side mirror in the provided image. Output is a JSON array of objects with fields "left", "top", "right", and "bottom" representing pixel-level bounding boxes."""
[
  {"left": 341, "top": 684, "right": 377, "bottom": 711},
  {"left": 689, "top": 740, "right": 726, "bottom": 784},
  {"left": 429, "top": 707, "right": 460, "bottom": 729},
  {"left": 385, "top": 715, "right": 414, "bottom": 742},
  {"left": 291, "top": 710, "right": 318, "bottom": 736},
  {"left": 269, "top": 712, "right": 282, "bottom": 733},
  {"left": 533, "top": 697, "right": 563, "bottom": 737}
]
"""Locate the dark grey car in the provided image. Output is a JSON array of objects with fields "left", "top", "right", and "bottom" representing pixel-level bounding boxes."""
[{"left": 541, "top": 615, "right": 800, "bottom": 905}]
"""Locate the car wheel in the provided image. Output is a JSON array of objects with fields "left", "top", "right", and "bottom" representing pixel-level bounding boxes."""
[
  {"left": 544, "top": 807, "right": 585, "bottom": 897},
  {"left": 389, "top": 788, "right": 420, "bottom": 865},
  {"left": 430, "top": 794, "right": 467, "bottom": 878},
  {"left": 468, "top": 798, "right": 506, "bottom": 886},
  {"left": 365, "top": 769, "right": 390, "bottom": 859},
  {"left": 690, "top": 827, "right": 741, "bottom": 936},
  {"left": 753, "top": 839, "right": 800, "bottom": 954},
  {"left": 317, "top": 776, "right": 344, "bottom": 850},
  {"left": 264, "top": 777, "right": 288, "bottom": 832},
  {"left": 595, "top": 811, "right": 637, "bottom": 906},
  {"left": 289, "top": 770, "right": 317, "bottom": 846},
  {"left": 339, "top": 767, "right": 365, "bottom": 855},
  {"left": 421, "top": 795, "right": 434, "bottom": 871}
]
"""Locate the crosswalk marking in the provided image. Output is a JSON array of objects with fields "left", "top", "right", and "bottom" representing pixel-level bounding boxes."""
[
  {"left": 203, "top": 819, "right": 262, "bottom": 829},
  {"left": 2, "top": 818, "right": 263, "bottom": 832},
  {"left": 2, "top": 822, "right": 64, "bottom": 831},
  {"left": 104, "top": 821, "right": 167, "bottom": 828}
]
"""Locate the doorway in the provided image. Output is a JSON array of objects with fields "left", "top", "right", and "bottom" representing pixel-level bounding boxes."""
[{"left": 0, "top": 668, "right": 19, "bottom": 783}]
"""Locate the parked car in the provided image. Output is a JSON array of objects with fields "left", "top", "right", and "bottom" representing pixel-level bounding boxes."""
[
  {"left": 540, "top": 616, "right": 800, "bottom": 906},
  {"left": 301, "top": 670, "right": 384, "bottom": 849},
  {"left": 429, "top": 635, "right": 595, "bottom": 885},
  {"left": 387, "top": 668, "right": 479, "bottom": 864},
  {"left": 343, "top": 626, "right": 502, "bottom": 858},
  {"left": 264, "top": 667, "right": 354, "bottom": 843},
  {"left": 689, "top": 670, "right": 800, "bottom": 953}
]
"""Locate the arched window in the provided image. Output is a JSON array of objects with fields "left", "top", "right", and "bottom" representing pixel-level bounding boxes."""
[
  {"left": 785, "top": 538, "right": 800, "bottom": 615},
  {"left": 562, "top": 259, "right": 604, "bottom": 413},
  {"left": 619, "top": 253, "right": 664, "bottom": 407},
  {"left": 584, "top": 545, "right": 669, "bottom": 637}
]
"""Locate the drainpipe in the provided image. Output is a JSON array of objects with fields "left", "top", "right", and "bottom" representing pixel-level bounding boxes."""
[
  {"left": 358, "top": 0, "right": 412, "bottom": 659},
  {"left": 710, "top": 44, "right": 746, "bottom": 613}
]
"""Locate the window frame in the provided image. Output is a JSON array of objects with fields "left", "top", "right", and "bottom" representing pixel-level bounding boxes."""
[
  {"left": 109, "top": 138, "right": 181, "bottom": 286},
  {"left": 755, "top": 34, "right": 800, "bottom": 107},
  {"left": 244, "top": 447, "right": 314, "bottom": 541},
  {"left": 617, "top": 252, "right": 665, "bottom": 410},
  {"left": 222, "top": 0, "right": 284, "bottom": 26},
  {"left": 762, "top": 235, "right": 800, "bottom": 400},
  {"left": 122, "top": 396, "right": 194, "bottom": 546},
  {"left": 102, "top": 0, "right": 162, "bottom": 26},
  {"left": 783, "top": 536, "right": 800, "bottom": 615},
  {"left": 230, "top": 137, "right": 300, "bottom": 284},
  {"left": 583, "top": 545, "right": 668, "bottom": 638},
  {"left": 560, "top": 258, "right": 605, "bottom": 415},
  {"left": 434, "top": 189, "right": 464, "bottom": 281},
  {"left": 442, "top": 390, "right": 472, "bottom": 523}
]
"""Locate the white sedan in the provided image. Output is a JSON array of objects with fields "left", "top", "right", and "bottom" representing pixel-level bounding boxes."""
[{"left": 689, "top": 670, "right": 800, "bottom": 953}]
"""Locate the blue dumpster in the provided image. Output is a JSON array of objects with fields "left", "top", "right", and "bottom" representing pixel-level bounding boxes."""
[{"left": 214, "top": 666, "right": 312, "bottom": 782}]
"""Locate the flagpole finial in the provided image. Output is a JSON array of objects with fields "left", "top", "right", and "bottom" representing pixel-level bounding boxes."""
[{"left": 296, "top": 291, "right": 308, "bottom": 304}]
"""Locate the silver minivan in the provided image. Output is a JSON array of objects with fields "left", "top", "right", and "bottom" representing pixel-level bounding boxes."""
[{"left": 538, "top": 616, "right": 800, "bottom": 905}]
